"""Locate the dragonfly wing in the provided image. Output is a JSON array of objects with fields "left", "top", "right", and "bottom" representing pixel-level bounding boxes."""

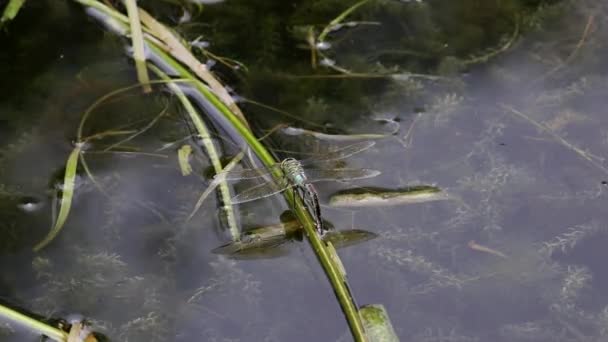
[
  {"left": 301, "top": 141, "right": 375, "bottom": 164},
  {"left": 212, "top": 233, "right": 287, "bottom": 254},
  {"left": 305, "top": 168, "right": 381, "bottom": 182},
  {"left": 212, "top": 240, "right": 291, "bottom": 259},
  {"left": 216, "top": 163, "right": 280, "bottom": 181},
  {"left": 232, "top": 180, "right": 290, "bottom": 204}
]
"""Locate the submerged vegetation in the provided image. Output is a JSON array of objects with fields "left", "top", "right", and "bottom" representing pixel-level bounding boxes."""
[{"left": 2, "top": 0, "right": 608, "bottom": 341}]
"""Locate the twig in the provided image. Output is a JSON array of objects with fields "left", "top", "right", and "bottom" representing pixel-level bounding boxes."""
[
  {"left": 468, "top": 240, "right": 508, "bottom": 259},
  {"left": 504, "top": 105, "right": 608, "bottom": 177}
]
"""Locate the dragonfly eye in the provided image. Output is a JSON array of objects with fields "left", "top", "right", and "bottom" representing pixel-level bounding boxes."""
[{"left": 281, "top": 157, "right": 297, "bottom": 166}]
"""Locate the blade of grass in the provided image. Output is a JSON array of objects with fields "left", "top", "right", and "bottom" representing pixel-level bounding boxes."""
[
  {"left": 149, "top": 64, "right": 241, "bottom": 240},
  {"left": 123, "top": 0, "right": 151, "bottom": 93},
  {"left": 102, "top": 103, "right": 168, "bottom": 152},
  {"left": 33, "top": 144, "right": 82, "bottom": 252},
  {"left": 0, "top": 0, "right": 26, "bottom": 28},
  {"left": 76, "top": 79, "right": 190, "bottom": 142},
  {"left": 186, "top": 151, "right": 244, "bottom": 222},
  {"left": 0, "top": 303, "right": 68, "bottom": 341}
]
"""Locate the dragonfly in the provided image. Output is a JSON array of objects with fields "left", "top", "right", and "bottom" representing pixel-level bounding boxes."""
[{"left": 216, "top": 141, "right": 380, "bottom": 233}]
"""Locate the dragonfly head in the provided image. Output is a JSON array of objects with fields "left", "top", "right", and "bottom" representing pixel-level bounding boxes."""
[{"left": 280, "top": 157, "right": 298, "bottom": 167}]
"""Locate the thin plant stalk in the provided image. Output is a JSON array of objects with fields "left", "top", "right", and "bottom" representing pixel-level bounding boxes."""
[
  {"left": 149, "top": 64, "right": 241, "bottom": 240},
  {"left": 102, "top": 104, "right": 168, "bottom": 152},
  {"left": 313, "top": 0, "right": 370, "bottom": 74},
  {"left": 0, "top": 303, "right": 68, "bottom": 341},
  {"left": 186, "top": 151, "right": 245, "bottom": 223},
  {"left": 76, "top": 79, "right": 190, "bottom": 141},
  {"left": 317, "top": 0, "right": 371, "bottom": 42},
  {"left": 123, "top": 0, "right": 151, "bottom": 92},
  {"left": 504, "top": 105, "right": 608, "bottom": 176},
  {"left": 78, "top": 151, "right": 168, "bottom": 223}
]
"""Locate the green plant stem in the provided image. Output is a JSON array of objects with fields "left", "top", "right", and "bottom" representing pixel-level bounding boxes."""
[{"left": 0, "top": 303, "right": 68, "bottom": 341}]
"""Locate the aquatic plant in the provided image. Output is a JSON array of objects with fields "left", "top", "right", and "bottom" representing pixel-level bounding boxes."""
[{"left": 540, "top": 221, "right": 601, "bottom": 257}]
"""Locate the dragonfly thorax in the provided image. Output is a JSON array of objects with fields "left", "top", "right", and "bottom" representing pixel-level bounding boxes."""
[{"left": 281, "top": 158, "right": 307, "bottom": 185}]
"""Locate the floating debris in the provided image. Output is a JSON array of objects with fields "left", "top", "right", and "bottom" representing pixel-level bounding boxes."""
[
  {"left": 66, "top": 318, "right": 97, "bottom": 342},
  {"left": 315, "top": 41, "right": 332, "bottom": 50},
  {"left": 468, "top": 240, "right": 509, "bottom": 259},
  {"left": 16, "top": 196, "right": 45, "bottom": 213},
  {"left": 329, "top": 185, "right": 449, "bottom": 207},
  {"left": 359, "top": 304, "right": 399, "bottom": 342},
  {"left": 177, "top": 144, "right": 193, "bottom": 176}
]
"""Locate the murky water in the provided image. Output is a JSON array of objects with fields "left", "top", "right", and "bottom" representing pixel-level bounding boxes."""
[{"left": 2, "top": 0, "right": 608, "bottom": 341}]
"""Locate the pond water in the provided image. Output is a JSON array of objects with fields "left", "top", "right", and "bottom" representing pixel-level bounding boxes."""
[{"left": 2, "top": 0, "right": 608, "bottom": 341}]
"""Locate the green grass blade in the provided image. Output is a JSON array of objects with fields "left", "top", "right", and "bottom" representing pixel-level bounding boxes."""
[
  {"left": 149, "top": 64, "right": 241, "bottom": 240},
  {"left": 0, "top": 0, "right": 27, "bottom": 27},
  {"left": 0, "top": 303, "right": 68, "bottom": 341},
  {"left": 186, "top": 151, "right": 244, "bottom": 222},
  {"left": 124, "top": 0, "right": 151, "bottom": 92},
  {"left": 33, "top": 144, "right": 82, "bottom": 252}
]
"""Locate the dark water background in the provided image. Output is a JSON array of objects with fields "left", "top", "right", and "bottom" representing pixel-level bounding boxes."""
[{"left": 2, "top": 0, "right": 608, "bottom": 341}]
